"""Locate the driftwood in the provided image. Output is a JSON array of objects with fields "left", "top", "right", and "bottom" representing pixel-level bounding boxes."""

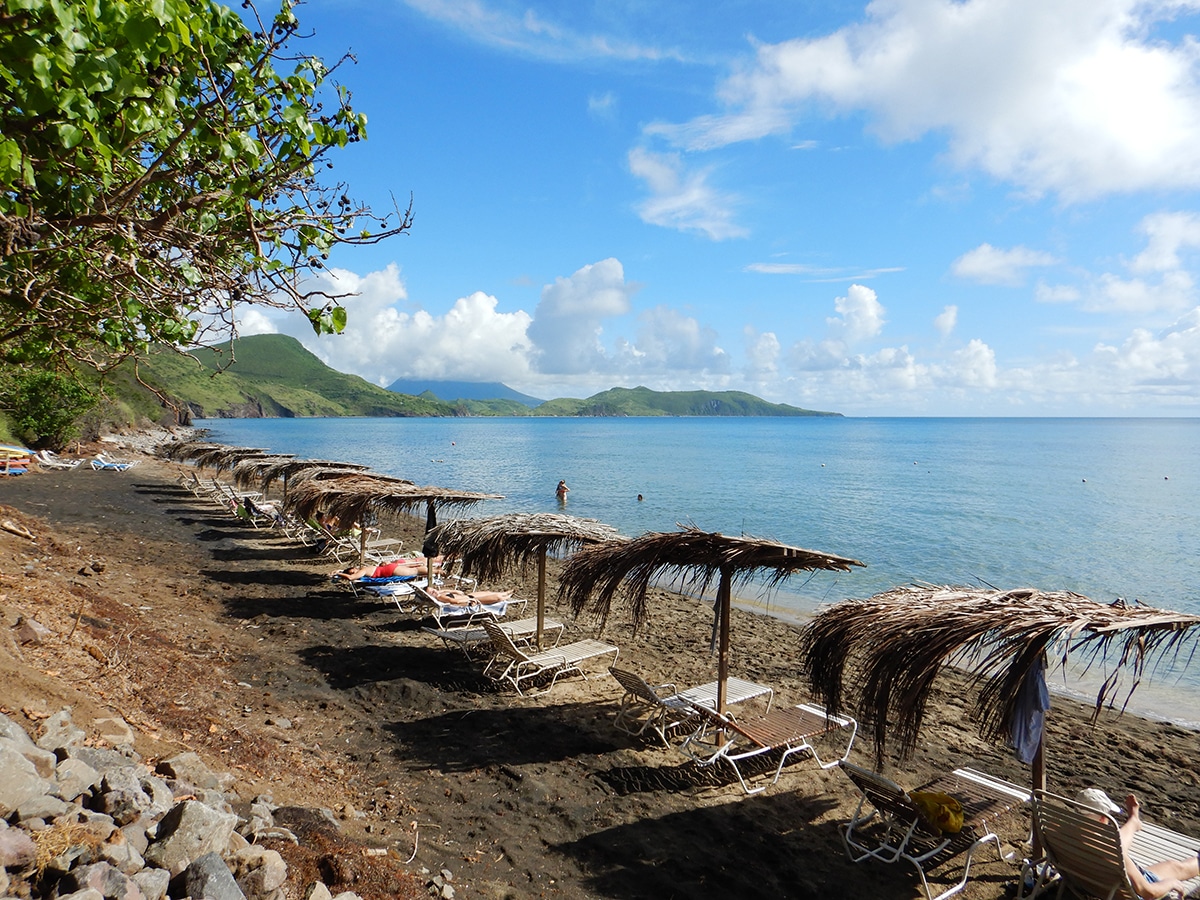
[{"left": 1, "top": 519, "right": 35, "bottom": 540}]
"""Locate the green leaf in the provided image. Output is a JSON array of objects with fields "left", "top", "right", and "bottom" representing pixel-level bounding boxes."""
[{"left": 56, "top": 123, "right": 85, "bottom": 149}]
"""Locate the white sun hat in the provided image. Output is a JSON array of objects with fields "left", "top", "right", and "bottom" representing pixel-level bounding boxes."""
[{"left": 1076, "top": 788, "right": 1122, "bottom": 815}]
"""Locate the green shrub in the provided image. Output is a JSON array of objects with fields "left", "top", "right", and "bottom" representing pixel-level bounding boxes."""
[{"left": 0, "top": 370, "right": 97, "bottom": 450}]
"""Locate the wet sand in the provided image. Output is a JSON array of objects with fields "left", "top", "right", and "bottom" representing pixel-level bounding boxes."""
[{"left": 1, "top": 444, "right": 1198, "bottom": 900}]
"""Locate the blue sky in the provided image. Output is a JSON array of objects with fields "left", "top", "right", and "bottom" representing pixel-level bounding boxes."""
[{"left": 238, "top": 0, "right": 1200, "bottom": 416}]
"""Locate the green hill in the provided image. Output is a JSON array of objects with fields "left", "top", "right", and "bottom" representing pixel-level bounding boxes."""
[
  {"left": 106, "top": 336, "right": 839, "bottom": 422},
  {"left": 532, "top": 386, "right": 838, "bottom": 417},
  {"left": 131, "top": 335, "right": 455, "bottom": 419}
]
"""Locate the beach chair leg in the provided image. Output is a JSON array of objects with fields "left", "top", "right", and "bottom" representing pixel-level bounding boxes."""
[{"left": 911, "top": 840, "right": 981, "bottom": 900}]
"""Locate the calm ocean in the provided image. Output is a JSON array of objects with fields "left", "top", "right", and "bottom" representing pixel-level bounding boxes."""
[{"left": 195, "top": 416, "right": 1200, "bottom": 725}]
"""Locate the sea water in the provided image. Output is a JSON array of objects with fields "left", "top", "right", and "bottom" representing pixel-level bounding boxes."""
[{"left": 195, "top": 416, "right": 1200, "bottom": 726}]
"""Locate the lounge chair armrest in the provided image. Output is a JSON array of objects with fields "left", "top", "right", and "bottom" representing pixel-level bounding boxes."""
[{"left": 798, "top": 703, "right": 856, "bottom": 730}]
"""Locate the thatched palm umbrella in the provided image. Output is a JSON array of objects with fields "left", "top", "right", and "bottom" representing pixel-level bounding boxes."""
[
  {"left": 229, "top": 455, "right": 297, "bottom": 497},
  {"left": 163, "top": 441, "right": 272, "bottom": 475},
  {"left": 159, "top": 440, "right": 225, "bottom": 461},
  {"left": 559, "top": 527, "right": 865, "bottom": 714},
  {"left": 428, "top": 512, "right": 627, "bottom": 648},
  {"left": 285, "top": 476, "right": 503, "bottom": 564},
  {"left": 196, "top": 446, "right": 276, "bottom": 476},
  {"left": 799, "top": 584, "right": 1200, "bottom": 800},
  {"left": 250, "top": 458, "right": 373, "bottom": 504}
]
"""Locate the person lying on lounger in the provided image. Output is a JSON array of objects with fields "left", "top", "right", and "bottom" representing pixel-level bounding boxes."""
[
  {"left": 426, "top": 586, "right": 513, "bottom": 606},
  {"left": 333, "top": 557, "right": 445, "bottom": 581},
  {"left": 1077, "top": 788, "right": 1200, "bottom": 900}
]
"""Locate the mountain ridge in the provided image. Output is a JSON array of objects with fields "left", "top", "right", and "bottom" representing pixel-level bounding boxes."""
[{"left": 126, "top": 335, "right": 841, "bottom": 419}]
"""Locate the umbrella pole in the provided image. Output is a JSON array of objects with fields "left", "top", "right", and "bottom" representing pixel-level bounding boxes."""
[
  {"left": 716, "top": 567, "right": 731, "bottom": 715},
  {"left": 1031, "top": 725, "right": 1046, "bottom": 857},
  {"left": 537, "top": 549, "right": 547, "bottom": 650}
]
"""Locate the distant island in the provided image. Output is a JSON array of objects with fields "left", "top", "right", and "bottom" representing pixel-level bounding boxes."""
[
  {"left": 129, "top": 334, "right": 841, "bottom": 420},
  {"left": 386, "top": 379, "right": 543, "bottom": 407}
]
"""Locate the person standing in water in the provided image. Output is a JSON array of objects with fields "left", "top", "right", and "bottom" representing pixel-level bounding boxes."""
[{"left": 556, "top": 480, "right": 570, "bottom": 502}]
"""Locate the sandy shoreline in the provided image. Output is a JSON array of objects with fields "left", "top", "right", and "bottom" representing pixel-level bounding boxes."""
[{"left": 2, "top": 438, "right": 1199, "bottom": 899}]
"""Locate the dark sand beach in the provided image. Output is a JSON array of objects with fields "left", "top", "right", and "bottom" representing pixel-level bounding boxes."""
[{"left": 2, "top": 442, "right": 1199, "bottom": 900}]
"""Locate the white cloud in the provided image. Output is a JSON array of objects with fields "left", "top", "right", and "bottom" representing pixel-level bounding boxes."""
[
  {"left": 1132, "top": 211, "right": 1200, "bottom": 273},
  {"left": 743, "top": 327, "right": 781, "bottom": 381},
  {"left": 775, "top": 280, "right": 1200, "bottom": 414},
  {"left": 628, "top": 147, "right": 748, "bottom": 240},
  {"left": 588, "top": 91, "right": 617, "bottom": 120},
  {"left": 951, "top": 338, "right": 998, "bottom": 387},
  {"left": 628, "top": 306, "right": 729, "bottom": 372},
  {"left": 654, "top": 0, "right": 1200, "bottom": 200},
  {"left": 826, "top": 284, "right": 886, "bottom": 342},
  {"left": 236, "top": 307, "right": 278, "bottom": 337},
  {"left": 744, "top": 262, "right": 905, "bottom": 280},
  {"left": 952, "top": 243, "right": 1058, "bottom": 285},
  {"left": 280, "top": 265, "right": 534, "bottom": 385},
  {"left": 1035, "top": 213, "right": 1200, "bottom": 314},
  {"left": 934, "top": 304, "right": 957, "bottom": 336},
  {"left": 527, "top": 258, "right": 634, "bottom": 375},
  {"left": 1084, "top": 270, "right": 1196, "bottom": 314},
  {"left": 745, "top": 262, "right": 837, "bottom": 276},
  {"left": 1035, "top": 283, "right": 1082, "bottom": 304},
  {"left": 401, "top": 0, "right": 682, "bottom": 62}
]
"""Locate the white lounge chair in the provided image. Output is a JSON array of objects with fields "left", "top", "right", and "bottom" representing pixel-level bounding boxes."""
[
  {"left": 91, "top": 456, "right": 135, "bottom": 471},
  {"left": 410, "top": 583, "right": 521, "bottom": 629},
  {"left": 96, "top": 451, "right": 138, "bottom": 468},
  {"left": 839, "top": 762, "right": 1030, "bottom": 900},
  {"left": 481, "top": 618, "right": 618, "bottom": 695},
  {"left": 678, "top": 701, "right": 858, "bottom": 794},
  {"left": 1023, "top": 789, "right": 1200, "bottom": 900},
  {"left": 607, "top": 667, "right": 774, "bottom": 746},
  {"left": 35, "top": 450, "right": 82, "bottom": 470},
  {"left": 422, "top": 616, "right": 564, "bottom": 659}
]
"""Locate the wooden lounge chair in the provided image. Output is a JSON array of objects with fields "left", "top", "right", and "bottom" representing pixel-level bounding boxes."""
[
  {"left": 839, "top": 761, "right": 1030, "bottom": 900},
  {"left": 1023, "top": 790, "right": 1200, "bottom": 900},
  {"left": 481, "top": 618, "right": 618, "bottom": 695},
  {"left": 678, "top": 701, "right": 857, "bottom": 794},
  {"left": 607, "top": 667, "right": 774, "bottom": 746}
]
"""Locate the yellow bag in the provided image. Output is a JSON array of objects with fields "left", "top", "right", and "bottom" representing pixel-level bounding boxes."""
[{"left": 909, "top": 791, "right": 964, "bottom": 834}]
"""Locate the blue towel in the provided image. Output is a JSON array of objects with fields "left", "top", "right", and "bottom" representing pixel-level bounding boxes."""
[{"left": 1010, "top": 658, "right": 1050, "bottom": 764}]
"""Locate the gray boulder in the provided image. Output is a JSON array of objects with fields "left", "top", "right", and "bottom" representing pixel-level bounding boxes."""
[
  {"left": 182, "top": 851, "right": 247, "bottom": 900},
  {"left": 96, "top": 768, "right": 154, "bottom": 825},
  {"left": 15, "top": 790, "right": 70, "bottom": 821},
  {"left": 55, "top": 757, "right": 102, "bottom": 801},
  {"left": 131, "top": 867, "right": 170, "bottom": 900},
  {"left": 303, "top": 883, "right": 333, "bottom": 900},
  {"left": 36, "top": 709, "right": 86, "bottom": 753},
  {"left": 156, "top": 751, "right": 234, "bottom": 792},
  {"left": 0, "top": 743, "right": 51, "bottom": 817},
  {"left": 0, "top": 823, "right": 37, "bottom": 868},
  {"left": 0, "top": 734, "right": 57, "bottom": 778},
  {"left": 143, "top": 799, "right": 237, "bottom": 876},
  {"left": 0, "top": 712, "right": 35, "bottom": 747},
  {"left": 230, "top": 845, "right": 288, "bottom": 899},
  {"left": 58, "top": 861, "right": 146, "bottom": 900},
  {"left": 55, "top": 890, "right": 106, "bottom": 900},
  {"left": 64, "top": 745, "right": 143, "bottom": 773}
]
